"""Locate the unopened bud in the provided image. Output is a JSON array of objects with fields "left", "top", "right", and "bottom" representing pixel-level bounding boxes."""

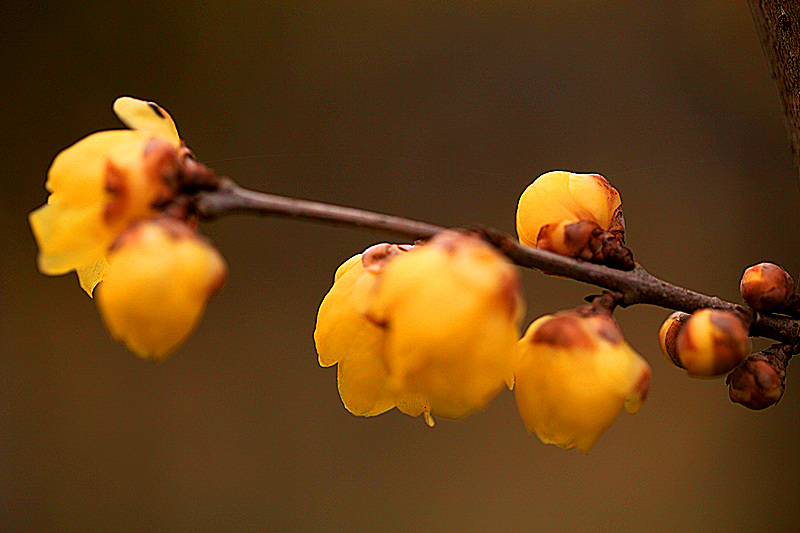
[
  {"left": 740, "top": 262, "right": 795, "bottom": 312},
  {"left": 516, "top": 171, "right": 632, "bottom": 269},
  {"left": 675, "top": 309, "right": 750, "bottom": 378},
  {"left": 727, "top": 348, "right": 788, "bottom": 410}
]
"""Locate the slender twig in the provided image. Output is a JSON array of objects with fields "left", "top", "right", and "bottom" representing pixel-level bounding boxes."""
[{"left": 195, "top": 179, "right": 800, "bottom": 346}]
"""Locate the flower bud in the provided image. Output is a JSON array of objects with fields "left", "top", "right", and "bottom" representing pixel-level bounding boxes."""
[
  {"left": 314, "top": 243, "right": 408, "bottom": 417},
  {"left": 367, "top": 230, "right": 524, "bottom": 424},
  {"left": 516, "top": 171, "right": 629, "bottom": 267},
  {"left": 726, "top": 352, "right": 786, "bottom": 410},
  {"left": 658, "top": 311, "right": 691, "bottom": 368},
  {"left": 674, "top": 309, "right": 750, "bottom": 378},
  {"left": 96, "top": 218, "right": 226, "bottom": 361},
  {"left": 514, "top": 310, "right": 651, "bottom": 453},
  {"left": 740, "top": 262, "right": 795, "bottom": 312}
]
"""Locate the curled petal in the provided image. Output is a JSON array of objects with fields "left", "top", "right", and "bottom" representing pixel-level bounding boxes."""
[{"left": 113, "top": 96, "right": 180, "bottom": 144}]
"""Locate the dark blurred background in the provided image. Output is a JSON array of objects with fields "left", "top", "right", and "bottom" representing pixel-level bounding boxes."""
[{"left": 2, "top": 1, "right": 799, "bottom": 530}]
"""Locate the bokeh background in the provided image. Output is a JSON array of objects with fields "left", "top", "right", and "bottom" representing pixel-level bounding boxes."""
[{"left": 2, "top": 1, "right": 799, "bottom": 530}]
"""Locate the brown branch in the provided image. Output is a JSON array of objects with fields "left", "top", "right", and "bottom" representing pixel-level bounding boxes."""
[
  {"left": 188, "top": 3, "right": 800, "bottom": 350},
  {"left": 195, "top": 180, "right": 800, "bottom": 346},
  {"left": 749, "top": 0, "right": 800, "bottom": 175}
]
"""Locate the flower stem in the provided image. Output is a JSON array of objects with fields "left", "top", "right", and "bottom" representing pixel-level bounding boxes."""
[{"left": 195, "top": 179, "right": 800, "bottom": 346}]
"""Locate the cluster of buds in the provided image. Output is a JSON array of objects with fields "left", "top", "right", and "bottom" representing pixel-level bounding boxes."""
[
  {"left": 728, "top": 262, "right": 797, "bottom": 409},
  {"left": 29, "top": 97, "right": 225, "bottom": 360},
  {"left": 315, "top": 230, "right": 524, "bottom": 426},
  {"left": 515, "top": 171, "right": 633, "bottom": 270},
  {"left": 657, "top": 261, "right": 798, "bottom": 410}
]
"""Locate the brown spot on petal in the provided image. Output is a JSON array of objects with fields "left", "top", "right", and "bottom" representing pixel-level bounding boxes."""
[
  {"left": 142, "top": 138, "right": 180, "bottom": 207},
  {"left": 591, "top": 314, "right": 623, "bottom": 344},
  {"left": 530, "top": 315, "right": 595, "bottom": 350},
  {"left": 362, "top": 243, "right": 409, "bottom": 271},
  {"left": 104, "top": 160, "right": 129, "bottom": 225}
]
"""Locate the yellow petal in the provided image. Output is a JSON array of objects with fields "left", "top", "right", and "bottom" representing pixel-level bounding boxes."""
[
  {"left": 29, "top": 200, "right": 114, "bottom": 275},
  {"left": 314, "top": 251, "right": 397, "bottom": 417},
  {"left": 30, "top": 130, "right": 180, "bottom": 277},
  {"left": 96, "top": 219, "right": 226, "bottom": 361},
  {"left": 113, "top": 96, "right": 180, "bottom": 144},
  {"left": 77, "top": 258, "right": 109, "bottom": 297},
  {"left": 44, "top": 130, "right": 143, "bottom": 205}
]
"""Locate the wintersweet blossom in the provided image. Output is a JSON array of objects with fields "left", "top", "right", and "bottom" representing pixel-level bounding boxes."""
[
  {"left": 516, "top": 171, "right": 625, "bottom": 261},
  {"left": 29, "top": 97, "right": 183, "bottom": 295},
  {"left": 315, "top": 231, "right": 524, "bottom": 426},
  {"left": 30, "top": 97, "right": 227, "bottom": 360},
  {"left": 514, "top": 310, "right": 651, "bottom": 453},
  {"left": 96, "top": 218, "right": 227, "bottom": 361}
]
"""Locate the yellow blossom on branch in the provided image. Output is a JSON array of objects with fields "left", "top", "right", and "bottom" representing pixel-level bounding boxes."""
[
  {"left": 315, "top": 231, "right": 524, "bottom": 426},
  {"left": 29, "top": 97, "right": 183, "bottom": 295},
  {"left": 29, "top": 97, "right": 227, "bottom": 361},
  {"left": 514, "top": 309, "right": 651, "bottom": 453},
  {"left": 96, "top": 218, "right": 227, "bottom": 361}
]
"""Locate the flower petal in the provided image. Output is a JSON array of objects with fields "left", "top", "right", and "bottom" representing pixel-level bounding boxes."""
[
  {"left": 77, "top": 258, "right": 109, "bottom": 297},
  {"left": 113, "top": 96, "right": 180, "bottom": 144}
]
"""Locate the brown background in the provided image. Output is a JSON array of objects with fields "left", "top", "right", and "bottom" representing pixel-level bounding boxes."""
[{"left": 2, "top": 1, "right": 799, "bottom": 530}]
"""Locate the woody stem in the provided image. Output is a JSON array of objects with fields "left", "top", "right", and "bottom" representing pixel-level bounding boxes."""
[{"left": 195, "top": 179, "right": 800, "bottom": 346}]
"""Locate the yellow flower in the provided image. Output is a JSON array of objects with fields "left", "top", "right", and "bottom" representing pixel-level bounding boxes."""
[
  {"left": 514, "top": 310, "right": 651, "bottom": 453},
  {"left": 96, "top": 218, "right": 227, "bottom": 361},
  {"left": 368, "top": 231, "right": 523, "bottom": 424},
  {"left": 29, "top": 97, "right": 183, "bottom": 295},
  {"left": 516, "top": 171, "right": 626, "bottom": 263},
  {"left": 315, "top": 231, "right": 524, "bottom": 426}
]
